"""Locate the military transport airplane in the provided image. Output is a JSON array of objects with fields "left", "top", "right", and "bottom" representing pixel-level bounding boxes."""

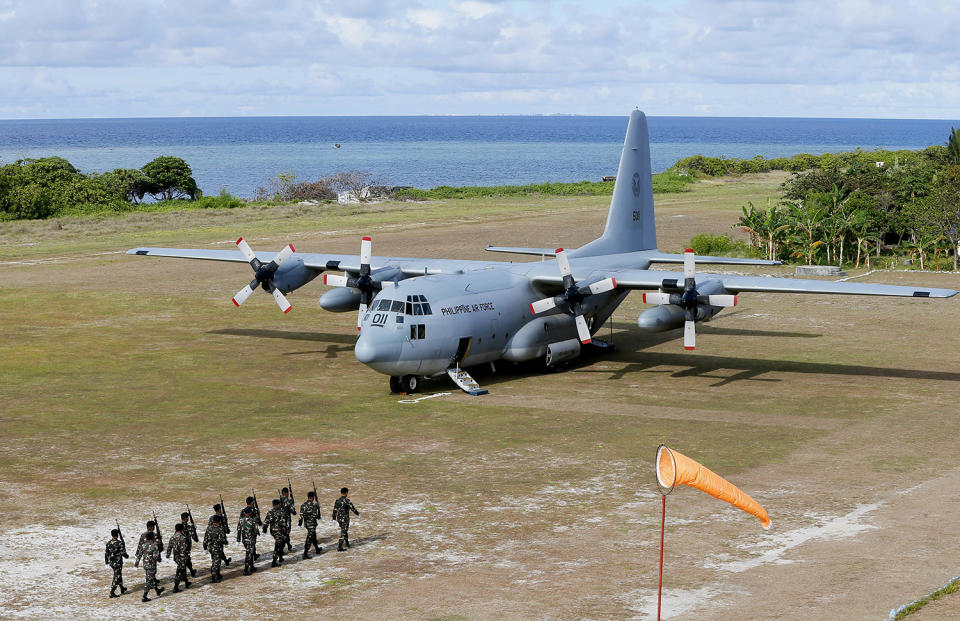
[{"left": 128, "top": 110, "right": 956, "bottom": 395}]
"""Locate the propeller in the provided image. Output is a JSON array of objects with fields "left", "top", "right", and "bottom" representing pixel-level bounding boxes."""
[
  {"left": 640, "top": 249, "right": 737, "bottom": 350},
  {"left": 232, "top": 237, "right": 295, "bottom": 313},
  {"left": 528, "top": 247, "right": 617, "bottom": 344},
  {"left": 322, "top": 236, "right": 381, "bottom": 330}
]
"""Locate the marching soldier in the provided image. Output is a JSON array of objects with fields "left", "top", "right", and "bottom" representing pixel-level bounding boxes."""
[
  {"left": 238, "top": 506, "right": 259, "bottom": 575},
  {"left": 262, "top": 499, "right": 286, "bottom": 567},
  {"left": 239, "top": 496, "right": 263, "bottom": 559},
  {"left": 134, "top": 531, "right": 165, "bottom": 602},
  {"left": 332, "top": 487, "right": 360, "bottom": 552},
  {"left": 104, "top": 529, "right": 129, "bottom": 598},
  {"left": 166, "top": 522, "right": 192, "bottom": 592},
  {"left": 203, "top": 515, "right": 227, "bottom": 582},
  {"left": 299, "top": 490, "right": 322, "bottom": 558},
  {"left": 208, "top": 504, "right": 232, "bottom": 567},
  {"left": 136, "top": 521, "right": 162, "bottom": 563},
  {"left": 179, "top": 512, "right": 198, "bottom": 577},
  {"left": 280, "top": 487, "right": 297, "bottom": 553}
]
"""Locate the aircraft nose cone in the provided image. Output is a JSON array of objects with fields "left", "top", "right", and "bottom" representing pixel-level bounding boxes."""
[{"left": 354, "top": 330, "right": 402, "bottom": 366}]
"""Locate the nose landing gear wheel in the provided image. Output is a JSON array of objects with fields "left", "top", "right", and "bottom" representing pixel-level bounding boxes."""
[{"left": 401, "top": 375, "right": 418, "bottom": 393}]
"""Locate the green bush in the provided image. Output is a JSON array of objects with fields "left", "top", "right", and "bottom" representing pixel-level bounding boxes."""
[{"left": 688, "top": 233, "right": 761, "bottom": 258}]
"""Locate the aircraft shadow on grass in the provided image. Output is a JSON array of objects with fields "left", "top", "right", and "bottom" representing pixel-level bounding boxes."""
[
  {"left": 208, "top": 328, "right": 357, "bottom": 359},
  {"left": 118, "top": 533, "right": 388, "bottom": 597}
]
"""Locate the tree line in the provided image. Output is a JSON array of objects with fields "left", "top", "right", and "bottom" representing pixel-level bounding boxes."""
[
  {"left": 0, "top": 155, "right": 210, "bottom": 220},
  {"left": 728, "top": 129, "right": 960, "bottom": 270}
]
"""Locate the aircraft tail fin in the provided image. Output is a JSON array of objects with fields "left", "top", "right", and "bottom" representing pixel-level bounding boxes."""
[{"left": 573, "top": 109, "right": 657, "bottom": 257}]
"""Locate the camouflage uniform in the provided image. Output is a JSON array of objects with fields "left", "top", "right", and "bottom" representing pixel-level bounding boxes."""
[
  {"left": 166, "top": 531, "right": 189, "bottom": 587},
  {"left": 136, "top": 530, "right": 162, "bottom": 562},
  {"left": 300, "top": 499, "right": 321, "bottom": 555},
  {"left": 209, "top": 513, "right": 231, "bottom": 564},
  {"left": 135, "top": 540, "right": 161, "bottom": 599},
  {"left": 280, "top": 495, "right": 297, "bottom": 551},
  {"left": 239, "top": 514, "right": 259, "bottom": 574},
  {"left": 182, "top": 520, "right": 198, "bottom": 576},
  {"left": 263, "top": 507, "right": 286, "bottom": 564},
  {"left": 203, "top": 522, "right": 227, "bottom": 580},
  {"left": 333, "top": 496, "right": 359, "bottom": 550},
  {"left": 104, "top": 537, "right": 127, "bottom": 594}
]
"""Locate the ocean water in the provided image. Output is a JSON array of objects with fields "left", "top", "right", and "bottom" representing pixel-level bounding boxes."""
[{"left": 0, "top": 116, "right": 957, "bottom": 198}]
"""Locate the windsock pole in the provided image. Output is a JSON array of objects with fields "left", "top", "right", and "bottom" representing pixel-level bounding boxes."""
[{"left": 658, "top": 494, "right": 666, "bottom": 621}]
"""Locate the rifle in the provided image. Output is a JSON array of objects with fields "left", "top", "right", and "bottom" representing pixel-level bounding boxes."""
[
  {"left": 252, "top": 490, "right": 262, "bottom": 525},
  {"left": 288, "top": 477, "right": 295, "bottom": 506},
  {"left": 186, "top": 504, "right": 199, "bottom": 542},
  {"left": 313, "top": 480, "right": 321, "bottom": 519},
  {"left": 152, "top": 510, "right": 164, "bottom": 557},
  {"left": 220, "top": 493, "right": 230, "bottom": 534},
  {"left": 116, "top": 519, "right": 130, "bottom": 558}
]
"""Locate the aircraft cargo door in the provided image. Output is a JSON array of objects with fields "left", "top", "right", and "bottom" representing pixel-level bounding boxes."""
[{"left": 454, "top": 337, "right": 471, "bottom": 365}]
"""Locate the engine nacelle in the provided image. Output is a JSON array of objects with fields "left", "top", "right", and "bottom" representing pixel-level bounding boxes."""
[
  {"left": 319, "top": 287, "right": 362, "bottom": 312},
  {"left": 637, "top": 280, "right": 728, "bottom": 332},
  {"left": 545, "top": 338, "right": 581, "bottom": 366},
  {"left": 272, "top": 257, "right": 320, "bottom": 294}
]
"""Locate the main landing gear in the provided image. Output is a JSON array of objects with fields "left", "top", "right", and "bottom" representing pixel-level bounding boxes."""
[{"left": 389, "top": 375, "right": 419, "bottom": 394}]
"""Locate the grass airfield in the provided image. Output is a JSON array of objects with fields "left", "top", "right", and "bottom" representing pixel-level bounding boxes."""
[{"left": 2, "top": 173, "right": 960, "bottom": 619}]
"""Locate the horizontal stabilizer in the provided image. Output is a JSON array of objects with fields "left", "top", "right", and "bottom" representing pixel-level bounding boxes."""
[
  {"left": 485, "top": 246, "right": 558, "bottom": 257},
  {"left": 646, "top": 252, "right": 781, "bottom": 266}
]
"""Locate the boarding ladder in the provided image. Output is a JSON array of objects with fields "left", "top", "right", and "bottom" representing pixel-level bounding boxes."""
[{"left": 446, "top": 365, "right": 488, "bottom": 396}]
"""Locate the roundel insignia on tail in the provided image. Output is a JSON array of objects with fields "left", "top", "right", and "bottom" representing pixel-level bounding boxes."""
[{"left": 632, "top": 172, "right": 642, "bottom": 198}]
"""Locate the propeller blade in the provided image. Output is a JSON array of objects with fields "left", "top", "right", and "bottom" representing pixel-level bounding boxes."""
[
  {"left": 232, "top": 281, "right": 258, "bottom": 307},
  {"left": 273, "top": 244, "right": 295, "bottom": 268},
  {"left": 642, "top": 292, "right": 672, "bottom": 305},
  {"left": 683, "top": 248, "right": 696, "bottom": 281},
  {"left": 706, "top": 294, "right": 737, "bottom": 307},
  {"left": 555, "top": 248, "right": 573, "bottom": 278},
  {"left": 357, "top": 302, "right": 368, "bottom": 331},
  {"left": 587, "top": 277, "right": 617, "bottom": 295},
  {"left": 529, "top": 297, "right": 558, "bottom": 315},
  {"left": 324, "top": 273, "right": 349, "bottom": 287},
  {"left": 272, "top": 288, "right": 292, "bottom": 314},
  {"left": 683, "top": 320, "right": 696, "bottom": 350},
  {"left": 575, "top": 314, "right": 592, "bottom": 344},
  {"left": 360, "top": 237, "right": 372, "bottom": 270},
  {"left": 236, "top": 237, "right": 257, "bottom": 265}
]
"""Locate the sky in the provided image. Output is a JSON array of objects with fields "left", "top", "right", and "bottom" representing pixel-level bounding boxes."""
[{"left": 1, "top": 0, "right": 959, "bottom": 119}]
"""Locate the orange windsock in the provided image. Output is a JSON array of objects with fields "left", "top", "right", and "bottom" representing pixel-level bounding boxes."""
[{"left": 656, "top": 445, "right": 771, "bottom": 529}]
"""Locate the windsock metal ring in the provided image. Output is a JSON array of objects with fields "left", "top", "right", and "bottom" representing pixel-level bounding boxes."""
[{"left": 655, "top": 444, "right": 678, "bottom": 496}]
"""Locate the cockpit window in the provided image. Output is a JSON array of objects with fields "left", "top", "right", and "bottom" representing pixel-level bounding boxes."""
[
  {"left": 406, "top": 295, "right": 432, "bottom": 315},
  {"left": 376, "top": 299, "right": 392, "bottom": 311},
  {"left": 390, "top": 300, "right": 405, "bottom": 313}
]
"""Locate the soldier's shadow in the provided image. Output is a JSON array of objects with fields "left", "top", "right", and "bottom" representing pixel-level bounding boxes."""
[{"left": 120, "top": 532, "right": 389, "bottom": 595}]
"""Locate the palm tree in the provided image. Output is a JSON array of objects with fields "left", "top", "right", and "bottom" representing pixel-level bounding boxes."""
[
  {"left": 948, "top": 127, "right": 960, "bottom": 165},
  {"left": 736, "top": 199, "right": 791, "bottom": 260},
  {"left": 786, "top": 199, "right": 827, "bottom": 265}
]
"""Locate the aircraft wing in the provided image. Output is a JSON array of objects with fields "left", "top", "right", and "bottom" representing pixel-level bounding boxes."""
[
  {"left": 532, "top": 268, "right": 957, "bottom": 298},
  {"left": 126, "top": 247, "right": 501, "bottom": 275}
]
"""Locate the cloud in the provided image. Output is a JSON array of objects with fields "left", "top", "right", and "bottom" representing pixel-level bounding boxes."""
[{"left": 0, "top": 0, "right": 959, "bottom": 118}]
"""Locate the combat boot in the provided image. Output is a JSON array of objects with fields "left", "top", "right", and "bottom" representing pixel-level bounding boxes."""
[
  {"left": 225, "top": 557, "right": 232, "bottom": 566},
  {"left": 303, "top": 550, "right": 311, "bottom": 560},
  {"left": 345, "top": 537, "right": 351, "bottom": 548},
  {"left": 243, "top": 569, "right": 250, "bottom": 576},
  {"left": 184, "top": 579, "right": 192, "bottom": 588},
  {"left": 120, "top": 585, "right": 128, "bottom": 594},
  {"left": 172, "top": 582, "right": 181, "bottom": 593},
  {"left": 216, "top": 572, "right": 223, "bottom": 582},
  {"left": 337, "top": 542, "right": 345, "bottom": 552},
  {"left": 315, "top": 544, "right": 322, "bottom": 554},
  {"left": 142, "top": 594, "right": 151, "bottom": 602},
  {"left": 190, "top": 567, "right": 197, "bottom": 577},
  {"left": 271, "top": 556, "right": 278, "bottom": 567},
  {"left": 109, "top": 587, "right": 118, "bottom": 598},
  {"left": 155, "top": 586, "right": 165, "bottom": 596}
]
